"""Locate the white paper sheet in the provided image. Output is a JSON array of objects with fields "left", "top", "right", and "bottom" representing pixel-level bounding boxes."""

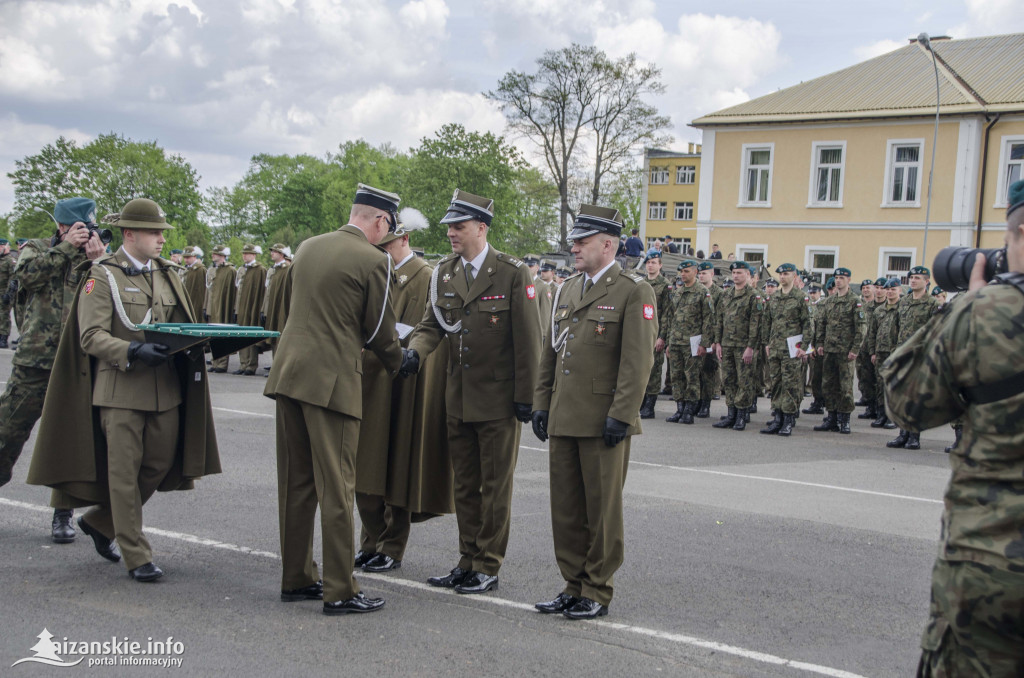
[
  {"left": 689, "top": 334, "right": 702, "bottom": 357},
  {"left": 787, "top": 334, "right": 803, "bottom": 358}
]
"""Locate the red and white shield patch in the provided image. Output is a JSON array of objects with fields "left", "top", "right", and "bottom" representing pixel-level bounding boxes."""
[
  {"left": 526, "top": 284, "right": 536, "bottom": 300},
  {"left": 84, "top": 279, "right": 96, "bottom": 295},
  {"left": 642, "top": 304, "right": 655, "bottom": 320}
]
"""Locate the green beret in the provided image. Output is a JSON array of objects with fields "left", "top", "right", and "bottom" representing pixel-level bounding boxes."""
[
  {"left": 729, "top": 261, "right": 750, "bottom": 272},
  {"left": 677, "top": 259, "right": 697, "bottom": 270},
  {"left": 697, "top": 261, "right": 714, "bottom": 271},
  {"left": 53, "top": 197, "right": 97, "bottom": 225},
  {"left": 645, "top": 248, "right": 662, "bottom": 262},
  {"left": 909, "top": 265, "right": 930, "bottom": 277},
  {"left": 17, "top": 238, "right": 28, "bottom": 245},
  {"left": 170, "top": 249, "right": 183, "bottom": 255},
  {"left": 0, "top": 238, "right": 8, "bottom": 245},
  {"left": 1008, "top": 179, "right": 1024, "bottom": 217},
  {"left": 833, "top": 267, "right": 852, "bottom": 277},
  {"left": 826, "top": 277, "right": 836, "bottom": 290},
  {"left": 931, "top": 285, "right": 944, "bottom": 296},
  {"left": 883, "top": 278, "right": 901, "bottom": 289},
  {"left": 874, "top": 277, "right": 886, "bottom": 286},
  {"left": 861, "top": 279, "right": 874, "bottom": 286},
  {"left": 775, "top": 263, "right": 796, "bottom": 273}
]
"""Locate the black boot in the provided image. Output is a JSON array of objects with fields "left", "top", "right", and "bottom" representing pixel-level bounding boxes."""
[
  {"left": 870, "top": 412, "right": 889, "bottom": 428},
  {"left": 904, "top": 432, "right": 921, "bottom": 450},
  {"left": 855, "top": 396, "right": 868, "bottom": 407},
  {"left": 749, "top": 400, "right": 758, "bottom": 414},
  {"left": 696, "top": 400, "right": 710, "bottom": 418},
  {"left": 945, "top": 425, "right": 963, "bottom": 454},
  {"left": 639, "top": 394, "right": 657, "bottom": 419},
  {"left": 680, "top": 401, "right": 695, "bottom": 425},
  {"left": 732, "top": 408, "right": 748, "bottom": 431},
  {"left": 813, "top": 411, "right": 837, "bottom": 432},
  {"left": 802, "top": 399, "right": 824, "bottom": 415},
  {"left": 0, "top": 334, "right": 8, "bottom": 349},
  {"left": 857, "top": 400, "right": 876, "bottom": 419},
  {"left": 838, "top": 412, "right": 851, "bottom": 434},
  {"left": 665, "top": 401, "right": 685, "bottom": 423},
  {"left": 887, "top": 430, "right": 909, "bottom": 448},
  {"left": 713, "top": 406, "right": 736, "bottom": 428},
  {"left": 51, "top": 509, "right": 75, "bottom": 543},
  {"left": 778, "top": 413, "right": 795, "bottom": 436},
  {"left": 760, "top": 410, "right": 783, "bottom": 435}
]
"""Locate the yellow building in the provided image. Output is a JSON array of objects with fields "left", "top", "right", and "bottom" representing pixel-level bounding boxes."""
[
  {"left": 640, "top": 144, "right": 702, "bottom": 253},
  {"left": 691, "top": 32, "right": 1024, "bottom": 282}
]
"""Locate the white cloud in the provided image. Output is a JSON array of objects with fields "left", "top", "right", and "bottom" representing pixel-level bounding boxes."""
[
  {"left": 0, "top": 114, "right": 94, "bottom": 213},
  {"left": 853, "top": 38, "right": 906, "bottom": 62},
  {"left": 949, "top": 0, "right": 1024, "bottom": 38}
]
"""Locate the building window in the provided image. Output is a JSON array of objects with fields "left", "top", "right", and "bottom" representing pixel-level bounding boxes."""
[
  {"left": 648, "top": 202, "right": 666, "bottom": 220},
  {"left": 676, "top": 165, "right": 696, "bottom": 184},
  {"left": 805, "top": 246, "right": 839, "bottom": 281},
  {"left": 995, "top": 136, "right": 1024, "bottom": 207},
  {"left": 649, "top": 166, "right": 669, "bottom": 185},
  {"left": 809, "top": 142, "right": 845, "bottom": 206},
  {"left": 883, "top": 140, "right": 924, "bottom": 207},
  {"left": 674, "top": 202, "right": 694, "bottom": 220},
  {"left": 736, "top": 244, "right": 767, "bottom": 268},
  {"left": 880, "top": 248, "right": 915, "bottom": 283},
  {"left": 740, "top": 144, "right": 773, "bottom": 206}
]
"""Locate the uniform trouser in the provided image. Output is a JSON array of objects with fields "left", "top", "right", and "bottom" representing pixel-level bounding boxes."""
[
  {"left": 721, "top": 346, "right": 755, "bottom": 408},
  {"left": 768, "top": 351, "right": 803, "bottom": 414},
  {"left": 801, "top": 359, "right": 809, "bottom": 394},
  {"left": 275, "top": 395, "right": 361, "bottom": 603},
  {"left": 0, "top": 302, "right": 10, "bottom": 335},
  {"left": 669, "top": 344, "right": 701, "bottom": 402},
  {"left": 355, "top": 492, "right": 412, "bottom": 560},
  {"left": 874, "top": 351, "right": 890, "bottom": 408},
  {"left": 548, "top": 435, "right": 630, "bottom": 607},
  {"left": 856, "top": 351, "right": 876, "bottom": 401},
  {"left": 645, "top": 348, "right": 665, "bottom": 396},
  {"left": 447, "top": 415, "right": 519, "bottom": 576},
  {"left": 210, "top": 355, "right": 230, "bottom": 370},
  {"left": 756, "top": 350, "right": 769, "bottom": 397},
  {"left": 238, "top": 344, "right": 259, "bottom": 372},
  {"left": 0, "top": 364, "right": 50, "bottom": 479},
  {"left": 916, "top": 559, "right": 1024, "bottom": 678},
  {"left": 83, "top": 406, "right": 179, "bottom": 571},
  {"left": 809, "top": 354, "right": 824, "bottom": 400},
  {"left": 700, "top": 352, "right": 719, "bottom": 401},
  {"left": 821, "top": 352, "right": 856, "bottom": 413}
]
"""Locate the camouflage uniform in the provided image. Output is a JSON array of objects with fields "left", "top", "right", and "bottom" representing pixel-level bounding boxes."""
[
  {"left": 0, "top": 249, "right": 15, "bottom": 339},
  {"left": 764, "top": 287, "right": 811, "bottom": 416},
  {"left": 665, "top": 281, "right": 713, "bottom": 406},
  {"left": 865, "top": 301, "right": 899, "bottom": 410},
  {"left": 714, "top": 285, "right": 763, "bottom": 415},
  {"left": 804, "top": 299, "right": 825, "bottom": 412},
  {"left": 881, "top": 278, "right": 1024, "bottom": 678},
  {"left": 856, "top": 299, "right": 877, "bottom": 405},
  {"left": 813, "top": 291, "right": 864, "bottom": 417},
  {"left": 896, "top": 293, "right": 939, "bottom": 345},
  {"left": 699, "top": 281, "right": 722, "bottom": 412},
  {"left": 645, "top": 274, "right": 671, "bottom": 396}
]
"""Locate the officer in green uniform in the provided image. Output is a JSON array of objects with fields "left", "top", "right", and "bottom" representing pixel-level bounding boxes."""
[
  {"left": 639, "top": 249, "right": 670, "bottom": 419},
  {"left": 265, "top": 184, "right": 405, "bottom": 615},
  {"left": 181, "top": 246, "right": 206, "bottom": 320},
  {"left": 867, "top": 278, "right": 901, "bottom": 430},
  {"left": 232, "top": 243, "right": 266, "bottom": 375},
  {"left": 261, "top": 244, "right": 290, "bottom": 361},
  {"left": 531, "top": 204, "right": 656, "bottom": 620},
  {"left": 205, "top": 246, "right": 235, "bottom": 372},
  {"left": 712, "top": 262, "right": 763, "bottom": 430},
  {"left": 535, "top": 259, "right": 557, "bottom": 328},
  {"left": 881, "top": 181, "right": 1024, "bottom": 677},
  {"left": 802, "top": 284, "right": 825, "bottom": 414},
  {"left": 854, "top": 279, "right": 878, "bottom": 417},
  {"left": 664, "top": 259, "right": 712, "bottom": 424},
  {"left": 696, "top": 261, "right": 721, "bottom": 418},
  {"left": 0, "top": 197, "right": 105, "bottom": 542},
  {"left": 812, "top": 268, "right": 864, "bottom": 434},
  {"left": 404, "top": 189, "right": 540, "bottom": 595},
  {"left": 0, "top": 238, "right": 14, "bottom": 348},
  {"left": 761, "top": 264, "right": 810, "bottom": 436},
  {"left": 887, "top": 265, "right": 939, "bottom": 449}
]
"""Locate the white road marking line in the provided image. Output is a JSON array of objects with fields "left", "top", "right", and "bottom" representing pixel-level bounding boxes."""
[
  {"left": 1, "top": 496, "right": 867, "bottom": 678},
  {"left": 212, "top": 406, "right": 274, "bottom": 418}
]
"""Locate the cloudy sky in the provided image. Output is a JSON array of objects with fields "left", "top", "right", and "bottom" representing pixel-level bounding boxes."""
[{"left": 0, "top": 0, "right": 1020, "bottom": 214}]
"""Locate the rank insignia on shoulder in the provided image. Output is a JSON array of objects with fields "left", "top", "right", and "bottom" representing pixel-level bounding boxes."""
[
  {"left": 629, "top": 273, "right": 643, "bottom": 282},
  {"left": 643, "top": 304, "right": 655, "bottom": 320},
  {"left": 526, "top": 285, "right": 536, "bottom": 300},
  {"left": 84, "top": 279, "right": 96, "bottom": 294}
]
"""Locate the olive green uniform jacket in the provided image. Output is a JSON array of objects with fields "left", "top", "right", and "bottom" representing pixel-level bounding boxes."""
[
  {"left": 182, "top": 261, "right": 206, "bottom": 320},
  {"left": 235, "top": 261, "right": 266, "bottom": 326},
  {"left": 205, "top": 262, "right": 236, "bottom": 323},
  {"left": 262, "top": 261, "right": 290, "bottom": 351}
]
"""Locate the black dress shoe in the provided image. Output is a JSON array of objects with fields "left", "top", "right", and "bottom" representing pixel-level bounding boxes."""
[
  {"left": 354, "top": 550, "right": 377, "bottom": 569},
  {"left": 427, "top": 566, "right": 469, "bottom": 588},
  {"left": 78, "top": 517, "right": 120, "bottom": 562},
  {"left": 241, "top": 370, "right": 257, "bottom": 376},
  {"left": 323, "top": 593, "right": 385, "bottom": 615},
  {"left": 129, "top": 562, "right": 164, "bottom": 582},
  {"left": 231, "top": 369, "right": 247, "bottom": 375},
  {"left": 362, "top": 553, "right": 401, "bottom": 572},
  {"left": 281, "top": 580, "right": 323, "bottom": 601},
  {"left": 563, "top": 597, "right": 608, "bottom": 620},
  {"left": 51, "top": 508, "right": 76, "bottom": 543},
  {"left": 454, "top": 571, "right": 498, "bottom": 594},
  {"left": 535, "top": 593, "right": 580, "bottom": 614},
  {"left": 209, "top": 367, "right": 227, "bottom": 373}
]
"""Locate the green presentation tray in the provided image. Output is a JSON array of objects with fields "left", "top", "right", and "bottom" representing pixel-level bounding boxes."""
[{"left": 137, "top": 323, "right": 281, "bottom": 359}]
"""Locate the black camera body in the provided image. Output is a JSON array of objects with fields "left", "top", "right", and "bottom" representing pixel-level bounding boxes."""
[
  {"left": 86, "top": 222, "right": 114, "bottom": 245},
  {"left": 933, "top": 246, "right": 1008, "bottom": 292}
]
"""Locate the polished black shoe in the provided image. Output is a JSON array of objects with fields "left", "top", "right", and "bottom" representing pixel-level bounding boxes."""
[
  {"left": 813, "top": 412, "right": 838, "bottom": 432},
  {"left": 323, "top": 593, "right": 385, "bottom": 615},
  {"left": 680, "top": 401, "right": 695, "bottom": 425},
  {"left": 563, "top": 597, "right": 608, "bottom": 620},
  {"left": 535, "top": 593, "right": 580, "bottom": 614},
  {"left": 354, "top": 550, "right": 377, "bottom": 569},
  {"left": 362, "top": 553, "right": 401, "bottom": 572},
  {"left": 129, "top": 562, "right": 164, "bottom": 582},
  {"left": 427, "top": 566, "right": 469, "bottom": 588},
  {"left": 870, "top": 413, "right": 889, "bottom": 428},
  {"left": 78, "top": 517, "right": 120, "bottom": 562},
  {"left": 51, "top": 508, "right": 75, "bottom": 543},
  {"left": 241, "top": 370, "right": 257, "bottom": 376},
  {"left": 712, "top": 406, "right": 736, "bottom": 428},
  {"left": 760, "top": 411, "right": 782, "bottom": 435},
  {"left": 281, "top": 580, "right": 323, "bottom": 601},
  {"left": 209, "top": 367, "right": 227, "bottom": 373},
  {"left": 231, "top": 369, "right": 247, "bottom": 375},
  {"left": 857, "top": 401, "right": 877, "bottom": 419},
  {"left": 454, "top": 571, "right": 498, "bottom": 594},
  {"left": 0, "top": 334, "right": 8, "bottom": 349},
  {"left": 748, "top": 401, "right": 758, "bottom": 414}
]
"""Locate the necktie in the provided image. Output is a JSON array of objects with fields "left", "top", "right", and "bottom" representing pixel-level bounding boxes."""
[
  {"left": 465, "top": 263, "right": 474, "bottom": 285},
  {"left": 583, "top": 278, "right": 593, "bottom": 298}
]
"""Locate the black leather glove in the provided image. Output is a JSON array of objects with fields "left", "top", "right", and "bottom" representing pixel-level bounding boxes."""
[
  {"left": 531, "top": 410, "right": 549, "bottom": 442},
  {"left": 399, "top": 348, "right": 420, "bottom": 377},
  {"left": 127, "top": 341, "right": 171, "bottom": 368},
  {"left": 513, "top": 402, "right": 532, "bottom": 423},
  {"left": 259, "top": 313, "right": 266, "bottom": 326},
  {"left": 602, "top": 417, "right": 628, "bottom": 448}
]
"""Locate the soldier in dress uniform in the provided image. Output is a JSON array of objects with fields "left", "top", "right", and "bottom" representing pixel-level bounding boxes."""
[
  {"left": 403, "top": 189, "right": 541, "bottom": 595},
  {"left": 27, "top": 198, "right": 221, "bottom": 583},
  {"left": 867, "top": 278, "right": 901, "bottom": 430},
  {"left": 812, "top": 268, "right": 864, "bottom": 434},
  {"left": 639, "top": 249, "right": 670, "bottom": 419},
  {"left": 265, "top": 183, "right": 407, "bottom": 615},
  {"left": 205, "top": 246, "right": 235, "bottom": 372},
  {"left": 696, "top": 261, "right": 721, "bottom": 418},
  {"left": 712, "top": 262, "right": 763, "bottom": 430},
  {"left": 232, "top": 244, "right": 266, "bottom": 375},
  {"left": 0, "top": 238, "right": 14, "bottom": 348},
  {"left": 535, "top": 259, "right": 557, "bottom": 327},
  {"left": 523, "top": 254, "right": 541, "bottom": 281},
  {"left": 760, "top": 264, "right": 810, "bottom": 436},
  {"left": 531, "top": 204, "right": 655, "bottom": 620},
  {"left": 556, "top": 268, "right": 571, "bottom": 286},
  {"left": 261, "top": 244, "right": 291, "bottom": 363},
  {"left": 663, "top": 259, "right": 712, "bottom": 424},
  {"left": 181, "top": 246, "right": 206, "bottom": 319}
]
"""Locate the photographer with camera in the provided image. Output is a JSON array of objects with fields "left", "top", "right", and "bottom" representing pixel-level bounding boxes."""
[{"left": 881, "top": 180, "right": 1024, "bottom": 676}]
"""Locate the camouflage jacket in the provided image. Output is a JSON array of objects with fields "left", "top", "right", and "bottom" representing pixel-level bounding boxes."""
[
  {"left": 702, "top": 283, "right": 722, "bottom": 344},
  {"left": 647, "top": 275, "right": 671, "bottom": 341},
  {"left": 806, "top": 300, "right": 821, "bottom": 351},
  {"left": 859, "top": 299, "right": 877, "bottom": 350},
  {"left": 765, "top": 286, "right": 811, "bottom": 353},
  {"left": 663, "top": 281, "right": 713, "bottom": 347},
  {"left": 715, "top": 285, "right": 763, "bottom": 349},
  {"left": 865, "top": 301, "right": 900, "bottom": 355},
  {"left": 881, "top": 279, "right": 1024, "bottom": 572},
  {"left": 896, "top": 292, "right": 938, "bottom": 345},
  {"left": 813, "top": 291, "right": 864, "bottom": 354},
  {"left": 0, "top": 252, "right": 14, "bottom": 305}
]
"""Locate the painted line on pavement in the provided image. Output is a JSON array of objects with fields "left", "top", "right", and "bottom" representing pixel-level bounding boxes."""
[
  {"left": 213, "top": 406, "right": 274, "bottom": 419},
  {"left": 0, "top": 496, "right": 867, "bottom": 678}
]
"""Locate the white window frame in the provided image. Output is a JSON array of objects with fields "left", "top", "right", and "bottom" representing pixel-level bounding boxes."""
[
  {"left": 804, "top": 245, "right": 839, "bottom": 279},
  {"left": 673, "top": 201, "right": 694, "bottom": 221},
  {"left": 807, "top": 141, "right": 846, "bottom": 208},
  {"left": 878, "top": 247, "right": 917, "bottom": 283},
  {"left": 676, "top": 165, "right": 696, "bottom": 185},
  {"left": 881, "top": 138, "right": 924, "bottom": 208},
  {"left": 649, "top": 166, "right": 669, "bottom": 185},
  {"left": 738, "top": 143, "right": 774, "bottom": 208},
  {"left": 648, "top": 201, "right": 667, "bottom": 220},
  {"left": 994, "top": 134, "right": 1024, "bottom": 208},
  {"left": 736, "top": 243, "right": 768, "bottom": 267}
]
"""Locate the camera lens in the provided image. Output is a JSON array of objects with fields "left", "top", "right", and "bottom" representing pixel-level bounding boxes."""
[{"left": 933, "top": 247, "right": 1006, "bottom": 291}]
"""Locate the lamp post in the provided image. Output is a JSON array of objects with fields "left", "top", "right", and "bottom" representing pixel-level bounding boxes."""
[{"left": 918, "top": 32, "right": 941, "bottom": 265}]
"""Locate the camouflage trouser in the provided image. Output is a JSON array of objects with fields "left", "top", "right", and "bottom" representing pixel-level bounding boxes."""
[
  {"left": 874, "top": 351, "right": 890, "bottom": 409},
  {"left": 668, "top": 344, "right": 701, "bottom": 402},
  {"left": 856, "top": 351, "right": 876, "bottom": 401},
  {"left": 801, "top": 359, "right": 809, "bottom": 395},
  {"left": 721, "top": 346, "right": 755, "bottom": 408},
  {"left": 768, "top": 351, "right": 803, "bottom": 415},
  {"left": 0, "top": 364, "right": 50, "bottom": 479},
  {"left": 821, "top": 352, "right": 855, "bottom": 413},
  {"left": 646, "top": 348, "right": 665, "bottom": 396},
  {"left": 917, "top": 559, "right": 1024, "bottom": 677},
  {"left": 664, "top": 354, "right": 672, "bottom": 391},
  {"left": 808, "top": 354, "right": 823, "bottom": 401},
  {"left": 758, "top": 350, "right": 770, "bottom": 397},
  {"left": 700, "top": 352, "right": 719, "bottom": 401},
  {"left": 0, "top": 301, "right": 10, "bottom": 335}
]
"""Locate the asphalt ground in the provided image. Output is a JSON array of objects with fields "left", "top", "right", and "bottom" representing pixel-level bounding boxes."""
[{"left": 0, "top": 348, "right": 954, "bottom": 677}]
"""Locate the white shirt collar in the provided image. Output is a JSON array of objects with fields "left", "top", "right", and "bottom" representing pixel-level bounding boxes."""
[
  {"left": 585, "top": 260, "right": 616, "bottom": 287},
  {"left": 122, "top": 248, "right": 151, "bottom": 272},
  {"left": 461, "top": 243, "right": 489, "bottom": 275},
  {"left": 394, "top": 251, "right": 416, "bottom": 270}
]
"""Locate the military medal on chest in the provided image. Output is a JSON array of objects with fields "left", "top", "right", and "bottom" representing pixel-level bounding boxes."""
[
  {"left": 490, "top": 314, "right": 500, "bottom": 327},
  {"left": 595, "top": 322, "right": 607, "bottom": 336}
]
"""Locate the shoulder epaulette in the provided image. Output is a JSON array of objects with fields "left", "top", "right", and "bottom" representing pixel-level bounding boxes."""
[
  {"left": 497, "top": 253, "right": 522, "bottom": 268},
  {"left": 624, "top": 272, "right": 644, "bottom": 283}
]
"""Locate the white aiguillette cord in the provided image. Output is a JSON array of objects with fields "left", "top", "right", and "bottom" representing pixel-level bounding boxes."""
[
  {"left": 366, "top": 254, "right": 392, "bottom": 345},
  {"left": 98, "top": 265, "right": 152, "bottom": 332},
  {"left": 429, "top": 262, "right": 461, "bottom": 333}
]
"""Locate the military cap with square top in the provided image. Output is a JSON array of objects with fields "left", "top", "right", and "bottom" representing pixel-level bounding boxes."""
[
  {"left": 522, "top": 254, "right": 541, "bottom": 265},
  {"left": 439, "top": 189, "right": 493, "bottom": 226},
  {"left": 540, "top": 259, "right": 557, "bottom": 271},
  {"left": 353, "top": 183, "right": 401, "bottom": 232},
  {"left": 567, "top": 204, "right": 623, "bottom": 241}
]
